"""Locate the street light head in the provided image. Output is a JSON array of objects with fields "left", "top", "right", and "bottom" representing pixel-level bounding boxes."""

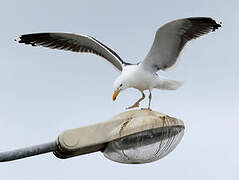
[{"left": 55, "top": 109, "right": 185, "bottom": 164}]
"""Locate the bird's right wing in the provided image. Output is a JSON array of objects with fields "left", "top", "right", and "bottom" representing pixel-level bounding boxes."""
[
  {"left": 16, "top": 33, "right": 129, "bottom": 72},
  {"left": 140, "top": 17, "right": 221, "bottom": 72}
]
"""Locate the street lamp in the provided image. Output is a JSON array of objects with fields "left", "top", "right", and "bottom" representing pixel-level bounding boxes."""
[{"left": 0, "top": 109, "right": 185, "bottom": 164}]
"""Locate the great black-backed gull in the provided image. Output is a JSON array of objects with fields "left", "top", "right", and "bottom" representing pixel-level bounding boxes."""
[{"left": 15, "top": 17, "right": 221, "bottom": 110}]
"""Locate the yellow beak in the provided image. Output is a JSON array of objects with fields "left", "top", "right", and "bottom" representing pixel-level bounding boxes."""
[{"left": 113, "top": 90, "right": 120, "bottom": 101}]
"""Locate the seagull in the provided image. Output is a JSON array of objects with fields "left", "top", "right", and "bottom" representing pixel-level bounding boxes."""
[{"left": 15, "top": 17, "right": 221, "bottom": 110}]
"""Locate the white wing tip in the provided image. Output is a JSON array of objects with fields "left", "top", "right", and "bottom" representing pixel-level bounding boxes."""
[
  {"left": 14, "top": 35, "right": 22, "bottom": 42},
  {"left": 213, "top": 17, "right": 222, "bottom": 26}
]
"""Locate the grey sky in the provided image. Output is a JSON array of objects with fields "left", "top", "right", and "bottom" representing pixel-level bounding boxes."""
[{"left": 0, "top": 0, "right": 238, "bottom": 179}]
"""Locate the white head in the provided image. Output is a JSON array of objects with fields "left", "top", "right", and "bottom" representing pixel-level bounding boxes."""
[{"left": 112, "top": 74, "right": 130, "bottom": 101}]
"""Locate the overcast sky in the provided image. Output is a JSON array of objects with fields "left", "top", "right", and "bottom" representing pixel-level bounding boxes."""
[{"left": 0, "top": 0, "right": 238, "bottom": 179}]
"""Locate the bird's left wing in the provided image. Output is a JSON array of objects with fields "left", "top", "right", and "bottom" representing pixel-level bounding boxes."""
[
  {"left": 16, "top": 33, "right": 128, "bottom": 71},
  {"left": 140, "top": 17, "right": 221, "bottom": 72}
]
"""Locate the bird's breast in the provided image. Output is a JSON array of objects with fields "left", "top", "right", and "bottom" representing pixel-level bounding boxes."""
[{"left": 127, "top": 67, "right": 158, "bottom": 91}]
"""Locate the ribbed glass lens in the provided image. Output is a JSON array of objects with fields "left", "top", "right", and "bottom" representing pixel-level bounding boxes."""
[{"left": 103, "top": 125, "right": 184, "bottom": 164}]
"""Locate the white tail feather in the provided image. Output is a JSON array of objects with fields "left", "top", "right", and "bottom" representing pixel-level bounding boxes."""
[{"left": 156, "top": 77, "right": 183, "bottom": 90}]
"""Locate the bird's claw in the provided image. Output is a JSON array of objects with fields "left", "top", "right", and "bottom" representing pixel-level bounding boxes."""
[
  {"left": 126, "top": 102, "right": 140, "bottom": 110},
  {"left": 141, "top": 108, "right": 152, "bottom": 111}
]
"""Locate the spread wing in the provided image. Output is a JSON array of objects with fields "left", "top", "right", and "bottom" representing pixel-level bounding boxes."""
[
  {"left": 140, "top": 17, "right": 221, "bottom": 72},
  {"left": 15, "top": 32, "right": 129, "bottom": 71}
]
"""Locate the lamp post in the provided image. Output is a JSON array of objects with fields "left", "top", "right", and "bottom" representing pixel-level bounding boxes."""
[{"left": 0, "top": 109, "right": 185, "bottom": 164}]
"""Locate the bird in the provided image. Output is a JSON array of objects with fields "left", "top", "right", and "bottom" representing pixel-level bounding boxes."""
[{"left": 15, "top": 17, "right": 221, "bottom": 110}]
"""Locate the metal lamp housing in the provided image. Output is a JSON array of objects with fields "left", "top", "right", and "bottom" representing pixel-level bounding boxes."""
[{"left": 56, "top": 110, "right": 185, "bottom": 164}]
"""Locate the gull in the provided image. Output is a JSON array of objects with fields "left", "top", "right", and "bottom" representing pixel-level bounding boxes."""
[{"left": 15, "top": 17, "right": 221, "bottom": 110}]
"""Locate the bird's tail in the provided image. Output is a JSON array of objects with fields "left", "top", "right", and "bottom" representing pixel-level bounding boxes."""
[{"left": 156, "top": 77, "right": 183, "bottom": 90}]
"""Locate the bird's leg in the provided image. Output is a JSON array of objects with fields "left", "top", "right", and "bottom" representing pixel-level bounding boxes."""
[
  {"left": 126, "top": 91, "right": 145, "bottom": 109},
  {"left": 148, "top": 90, "right": 152, "bottom": 110}
]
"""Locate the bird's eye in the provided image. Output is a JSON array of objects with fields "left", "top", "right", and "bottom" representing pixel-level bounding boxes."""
[{"left": 120, "top": 84, "right": 123, "bottom": 87}]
